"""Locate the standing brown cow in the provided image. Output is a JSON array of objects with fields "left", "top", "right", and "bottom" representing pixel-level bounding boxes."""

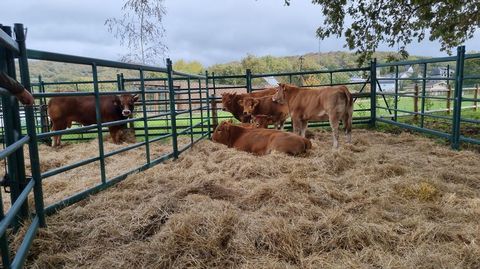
[
  {"left": 221, "top": 88, "right": 277, "bottom": 123},
  {"left": 212, "top": 120, "right": 312, "bottom": 155},
  {"left": 239, "top": 95, "right": 289, "bottom": 130},
  {"left": 48, "top": 94, "right": 138, "bottom": 147},
  {"left": 272, "top": 83, "right": 353, "bottom": 148}
]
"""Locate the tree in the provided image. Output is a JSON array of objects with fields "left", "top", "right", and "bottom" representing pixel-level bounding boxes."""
[
  {"left": 173, "top": 60, "right": 204, "bottom": 74},
  {"left": 284, "top": 1, "right": 480, "bottom": 65},
  {"left": 105, "top": 0, "right": 167, "bottom": 65}
]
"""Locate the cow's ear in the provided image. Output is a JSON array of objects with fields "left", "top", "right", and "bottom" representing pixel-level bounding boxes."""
[
  {"left": 253, "top": 99, "right": 260, "bottom": 106},
  {"left": 132, "top": 94, "right": 139, "bottom": 102},
  {"left": 238, "top": 99, "right": 244, "bottom": 106}
]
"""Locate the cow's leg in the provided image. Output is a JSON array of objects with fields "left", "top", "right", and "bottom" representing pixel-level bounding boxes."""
[
  {"left": 50, "top": 120, "right": 67, "bottom": 147},
  {"left": 292, "top": 117, "right": 302, "bottom": 135},
  {"left": 109, "top": 126, "right": 123, "bottom": 144},
  {"left": 279, "top": 120, "right": 285, "bottom": 131},
  {"left": 328, "top": 114, "right": 340, "bottom": 148},
  {"left": 300, "top": 120, "right": 308, "bottom": 137},
  {"left": 343, "top": 112, "right": 352, "bottom": 143}
]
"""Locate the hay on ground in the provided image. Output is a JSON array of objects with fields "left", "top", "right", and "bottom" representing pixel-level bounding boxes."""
[{"left": 9, "top": 129, "right": 480, "bottom": 268}]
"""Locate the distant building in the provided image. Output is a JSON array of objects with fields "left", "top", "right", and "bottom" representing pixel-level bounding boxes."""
[{"left": 430, "top": 67, "right": 454, "bottom": 78}]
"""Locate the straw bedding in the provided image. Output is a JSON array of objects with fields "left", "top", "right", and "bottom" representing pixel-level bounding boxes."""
[{"left": 13, "top": 129, "right": 480, "bottom": 268}]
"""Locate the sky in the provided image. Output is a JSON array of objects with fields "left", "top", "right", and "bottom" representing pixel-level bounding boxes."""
[{"left": 1, "top": 0, "right": 479, "bottom": 67}]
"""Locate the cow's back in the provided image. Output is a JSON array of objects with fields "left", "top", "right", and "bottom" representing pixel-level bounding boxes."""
[
  {"left": 290, "top": 86, "right": 349, "bottom": 120},
  {"left": 48, "top": 95, "right": 120, "bottom": 125},
  {"left": 231, "top": 127, "right": 310, "bottom": 155}
]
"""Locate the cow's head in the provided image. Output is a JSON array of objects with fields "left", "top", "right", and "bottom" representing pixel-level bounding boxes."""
[
  {"left": 238, "top": 97, "right": 259, "bottom": 116},
  {"left": 221, "top": 93, "right": 236, "bottom": 112},
  {"left": 252, "top": 114, "right": 273, "bottom": 128},
  {"left": 272, "top": 83, "right": 287, "bottom": 104},
  {"left": 115, "top": 94, "right": 139, "bottom": 117},
  {"left": 212, "top": 120, "right": 233, "bottom": 146}
]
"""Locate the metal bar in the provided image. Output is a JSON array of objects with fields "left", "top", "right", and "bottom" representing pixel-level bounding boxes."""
[
  {"left": 451, "top": 46, "right": 465, "bottom": 149},
  {"left": 246, "top": 69, "right": 252, "bottom": 93},
  {"left": 187, "top": 78, "right": 193, "bottom": 144},
  {"left": 0, "top": 179, "right": 34, "bottom": 236},
  {"left": 205, "top": 71, "right": 212, "bottom": 138},
  {"left": 14, "top": 22, "right": 46, "bottom": 227},
  {"left": 139, "top": 69, "right": 150, "bottom": 164},
  {"left": 377, "top": 118, "right": 452, "bottom": 139},
  {"left": 394, "top": 66, "right": 399, "bottom": 121},
  {"left": 92, "top": 63, "right": 106, "bottom": 183},
  {"left": 0, "top": 27, "right": 19, "bottom": 53},
  {"left": 166, "top": 59, "right": 178, "bottom": 159},
  {"left": 251, "top": 66, "right": 370, "bottom": 78},
  {"left": 370, "top": 59, "right": 377, "bottom": 127},
  {"left": 0, "top": 136, "right": 29, "bottom": 160},
  {"left": 376, "top": 77, "right": 455, "bottom": 81},
  {"left": 10, "top": 216, "right": 39, "bottom": 269},
  {"left": 377, "top": 56, "right": 457, "bottom": 67},
  {"left": 41, "top": 156, "right": 100, "bottom": 179},
  {"left": 420, "top": 63, "right": 427, "bottom": 128},
  {"left": 27, "top": 49, "right": 169, "bottom": 73}
]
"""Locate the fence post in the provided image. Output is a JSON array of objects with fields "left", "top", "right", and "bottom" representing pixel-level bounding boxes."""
[
  {"left": 369, "top": 59, "right": 377, "bottom": 127},
  {"left": 14, "top": 23, "right": 46, "bottom": 227},
  {"left": 1, "top": 25, "right": 29, "bottom": 227},
  {"left": 394, "top": 65, "right": 399, "bottom": 121},
  {"left": 211, "top": 72, "right": 218, "bottom": 130},
  {"left": 139, "top": 69, "right": 150, "bottom": 164},
  {"left": 246, "top": 69, "right": 252, "bottom": 93},
  {"left": 451, "top": 46, "right": 465, "bottom": 150},
  {"left": 446, "top": 84, "right": 452, "bottom": 114},
  {"left": 420, "top": 63, "right": 427, "bottom": 128},
  {"left": 166, "top": 59, "right": 178, "bottom": 158},
  {"left": 475, "top": 84, "right": 478, "bottom": 111},
  {"left": 205, "top": 71, "right": 211, "bottom": 138},
  {"left": 91, "top": 63, "right": 107, "bottom": 184},
  {"left": 413, "top": 83, "right": 419, "bottom": 120}
]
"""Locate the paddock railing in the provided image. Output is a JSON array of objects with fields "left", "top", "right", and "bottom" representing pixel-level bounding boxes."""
[{"left": 0, "top": 23, "right": 210, "bottom": 269}]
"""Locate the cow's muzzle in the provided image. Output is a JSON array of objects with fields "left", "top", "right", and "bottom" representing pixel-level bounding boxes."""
[{"left": 122, "top": 109, "right": 132, "bottom": 117}]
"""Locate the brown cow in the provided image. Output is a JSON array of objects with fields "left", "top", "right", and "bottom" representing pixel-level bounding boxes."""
[
  {"left": 221, "top": 87, "right": 277, "bottom": 123},
  {"left": 272, "top": 83, "right": 353, "bottom": 148},
  {"left": 239, "top": 95, "right": 289, "bottom": 129},
  {"left": 251, "top": 114, "right": 274, "bottom": 128},
  {"left": 212, "top": 120, "right": 312, "bottom": 155},
  {"left": 48, "top": 94, "right": 138, "bottom": 147}
]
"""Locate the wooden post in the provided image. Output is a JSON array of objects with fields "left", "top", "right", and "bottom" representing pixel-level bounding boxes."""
[
  {"left": 414, "top": 83, "right": 419, "bottom": 120},
  {"left": 211, "top": 94, "right": 218, "bottom": 130},
  {"left": 446, "top": 84, "right": 452, "bottom": 114},
  {"left": 475, "top": 84, "right": 478, "bottom": 111}
]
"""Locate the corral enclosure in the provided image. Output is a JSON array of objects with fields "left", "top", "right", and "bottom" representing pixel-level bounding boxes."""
[{"left": 0, "top": 22, "right": 479, "bottom": 269}]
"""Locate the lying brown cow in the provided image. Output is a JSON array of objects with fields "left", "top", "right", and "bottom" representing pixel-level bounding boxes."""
[
  {"left": 221, "top": 88, "right": 277, "bottom": 122},
  {"left": 48, "top": 94, "right": 138, "bottom": 146},
  {"left": 272, "top": 83, "right": 353, "bottom": 148},
  {"left": 212, "top": 120, "right": 312, "bottom": 155},
  {"left": 239, "top": 95, "right": 289, "bottom": 129}
]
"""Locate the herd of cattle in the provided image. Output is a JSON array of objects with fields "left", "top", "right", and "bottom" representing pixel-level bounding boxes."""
[
  {"left": 46, "top": 83, "right": 354, "bottom": 155},
  {"left": 215, "top": 83, "right": 353, "bottom": 155}
]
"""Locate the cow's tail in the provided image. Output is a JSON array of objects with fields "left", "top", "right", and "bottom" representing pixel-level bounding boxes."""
[{"left": 342, "top": 86, "right": 353, "bottom": 137}]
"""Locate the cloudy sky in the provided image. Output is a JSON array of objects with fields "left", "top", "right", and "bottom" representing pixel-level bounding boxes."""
[{"left": 1, "top": 0, "right": 479, "bottom": 66}]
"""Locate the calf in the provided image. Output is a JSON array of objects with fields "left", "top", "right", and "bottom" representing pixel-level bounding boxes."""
[
  {"left": 251, "top": 114, "right": 274, "bottom": 128},
  {"left": 48, "top": 94, "right": 138, "bottom": 146},
  {"left": 272, "top": 83, "right": 353, "bottom": 148},
  {"left": 221, "top": 87, "right": 277, "bottom": 123},
  {"left": 239, "top": 95, "right": 289, "bottom": 129},
  {"left": 212, "top": 120, "right": 312, "bottom": 155}
]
